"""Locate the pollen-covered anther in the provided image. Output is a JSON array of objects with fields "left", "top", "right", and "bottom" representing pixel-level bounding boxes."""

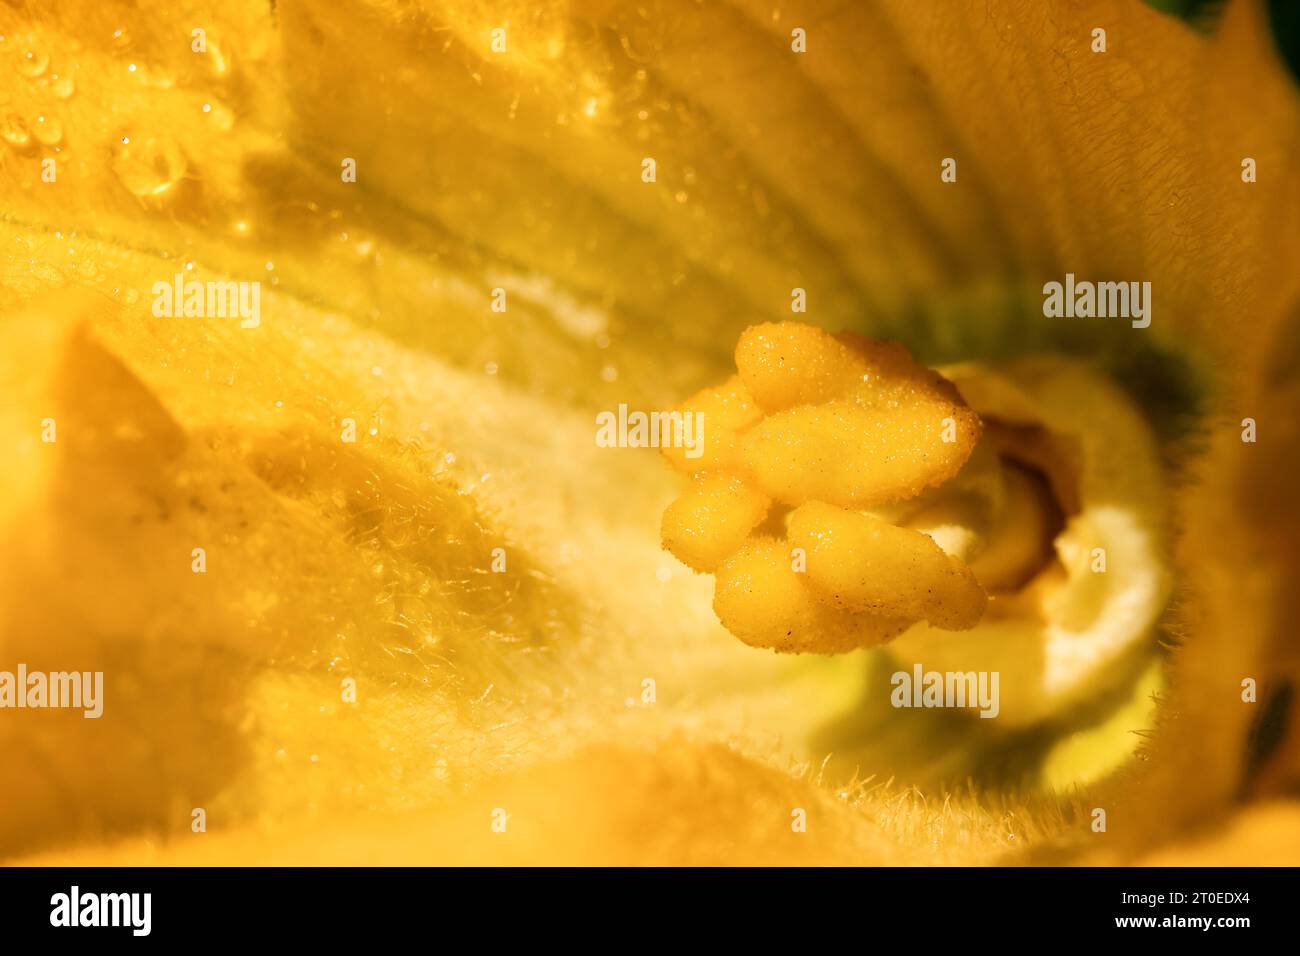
[
  {"left": 660, "top": 321, "right": 987, "bottom": 653},
  {"left": 660, "top": 473, "right": 769, "bottom": 573}
]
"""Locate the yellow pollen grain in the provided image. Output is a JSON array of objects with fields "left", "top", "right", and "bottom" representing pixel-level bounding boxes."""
[
  {"left": 788, "top": 500, "right": 986, "bottom": 630},
  {"left": 660, "top": 473, "right": 770, "bottom": 572},
  {"left": 660, "top": 374, "right": 763, "bottom": 475},
  {"left": 713, "top": 538, "right": 911, "bottom": 654}
]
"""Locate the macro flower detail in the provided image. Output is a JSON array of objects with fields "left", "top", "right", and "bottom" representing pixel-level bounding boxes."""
[
  {"left": 0, "top": 0, "right": 1297, "bottom": 877},
  {"left": 661, "top": 321, "right": 987, "bottom": 651},
  {"left": 659, "top": 321, "right": 1174, "bottom": 733}
]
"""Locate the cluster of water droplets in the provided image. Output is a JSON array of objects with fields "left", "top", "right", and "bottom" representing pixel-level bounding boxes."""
[
  {"left": 1, "top": 25, "right": 250, "bottom": 202},
  {"left": 3, "top": 21, "right": 389, "bottom": 295},
  {"left": 109, "top": 26, "right": 215, "bottom": 201},
  {"left": 1, "top": 32, "right": 73, "bottom": 154}
]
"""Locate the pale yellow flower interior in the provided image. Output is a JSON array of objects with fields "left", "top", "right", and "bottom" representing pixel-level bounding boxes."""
[{"left": 2, "top": 0, "right": 1299, "bottom": 865}]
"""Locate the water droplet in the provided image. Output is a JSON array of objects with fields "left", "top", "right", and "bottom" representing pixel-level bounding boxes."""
[
  {"left": 342, "top": 228, "right": 378, "bottom": 262},
  {"left": 1, "top": 114, "right": 30, "bottom": 149},
  {"left": 16, "top": 49, "right": 48, "bottom": 78},
  {"left": 111, "top": 28, "right": 132, "bottom": 51},
  {"left": 110, "top": 133, "right": 187, "bottom": 198},
  {"left": 50, "top": 73, "right": 75, "bottom": 99},
  {"left": 203, "top": 100, "right": 234, "bottom": 131},
  {"left": 1108, "top": 59, "right": 1147, "bottom": 101},
  {"left": 203, "top": 39, "right": 231, "bottom": 78},
  {"left": 31, "top": 114, "right": 62, "bottom": 146}
]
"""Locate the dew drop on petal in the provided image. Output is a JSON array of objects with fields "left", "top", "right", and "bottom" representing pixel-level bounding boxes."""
[
  {"left": 1, "top": 114, "right": 30, "bottom": 148},
  {"left": 110, "top": 132, "right": 188, "bottom": 198},
  {"left": 16, "top": 49, "right": 48, "bottom": 78},
  {"left": 1108, "top": 59, "right": 1147, "bottom": 101},
  {"left": 203, "top": 39, "right": 231, "bottom": 78},
  {"left": 50, "top": 73, "right": 75, "bottom": 99},
  {"left": 203, "top": 100, "right": 234, "bottom": 131},
  {"left": 344, "top": 228, "right": 378, "bottom": 262},
  {"left": 31, "top": 114, "right": 62, "bottom": 146}
]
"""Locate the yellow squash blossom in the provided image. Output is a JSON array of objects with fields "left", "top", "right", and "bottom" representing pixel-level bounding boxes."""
[{"left": 1, "top": 0, "right": 1298, "bottom": 866}]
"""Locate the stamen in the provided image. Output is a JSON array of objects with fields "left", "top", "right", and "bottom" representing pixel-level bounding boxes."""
[{"left": 661, "top": 321, "right": 987, "bottom": 652}]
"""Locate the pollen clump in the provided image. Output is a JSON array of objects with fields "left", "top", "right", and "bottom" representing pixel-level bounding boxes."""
[
  {"left": 660, "top": 473, "right": 770, "bottom": 572},
  {"left": 659, "top": 375, "right": 762, "bottom": 474},
  {"left": 788, "top": 501, "right": 985, "bottom": 630},
  {"left": 662, "top": 321, "right": 986, "bottom": 653},
  {"left": 713, "top": 538, "right": 910, "bottom": 653}
]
